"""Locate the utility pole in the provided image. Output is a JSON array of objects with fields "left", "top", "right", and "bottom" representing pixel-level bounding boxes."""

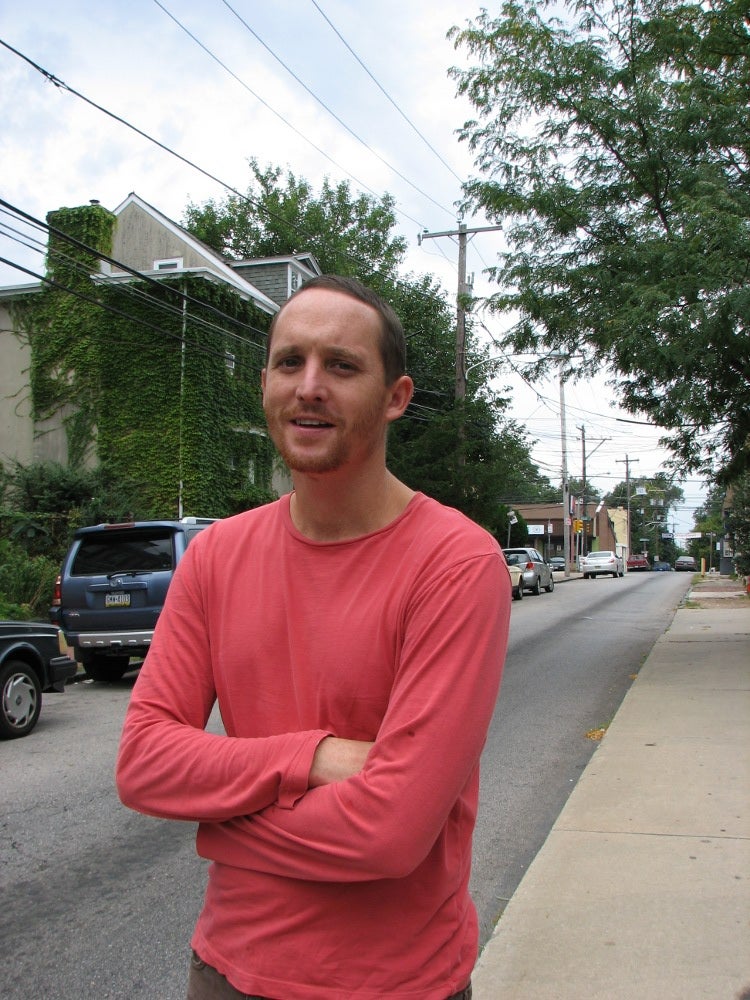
[
  {"left": 579, "top": 424, "right": 587, "bottom": 557},
  {"left": 560, "top": 373, "right": 571, "bottom": 577},
  {"left": 616, "top": 455, "right": 639, "bottom": 557},
  {"left": 577, "top": 426, "right": 611, "bottom": 557},
  {"left": 418, "top": 222, "right": 503, "bottom": 401}
]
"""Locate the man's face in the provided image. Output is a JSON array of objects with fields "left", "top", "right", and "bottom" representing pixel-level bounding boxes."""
[{"left": 261, "top": 288, "right": 410, "bottom": 476}]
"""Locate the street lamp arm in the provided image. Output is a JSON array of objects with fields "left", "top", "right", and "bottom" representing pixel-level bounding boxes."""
[{"left": 464, "top": 355, "right": 504, "bottom": 378}]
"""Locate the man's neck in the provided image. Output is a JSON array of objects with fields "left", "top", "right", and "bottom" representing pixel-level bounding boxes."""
[{"left": 289, "top": 470, "right": 415, "bottom": 542}]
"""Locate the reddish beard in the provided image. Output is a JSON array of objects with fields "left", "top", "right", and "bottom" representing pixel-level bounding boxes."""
[{"left": 266, "top": 398, "right": 388, "bottom": 474}]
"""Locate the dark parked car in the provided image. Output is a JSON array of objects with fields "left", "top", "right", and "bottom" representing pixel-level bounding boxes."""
[
  {"left": 674, "top": 556, "right": 697, "bottom": 572},
  {"left": 549, "top": 556, "right": 566, "bottom": 572},
  {"left": 652, "top": 560, "right": 673, "bottom": 572},
  {"left": 503, "top": 547, "right": 555, "bottom": 595},
  {"left": 0, "top": 622, "right": 78, "bottom": 739},
  {"left": 50, "top": 517, "right": 216, "bottom": 682}
]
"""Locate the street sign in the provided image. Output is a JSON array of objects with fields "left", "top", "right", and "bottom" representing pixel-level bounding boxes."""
[{"left": 527, "top": 524, "right": 545, "bottom": 535}]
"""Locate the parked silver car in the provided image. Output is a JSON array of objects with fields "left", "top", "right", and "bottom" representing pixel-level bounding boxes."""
[
  {"left": 503, "top": 548, "right": 555, "bottom": 595},
  {"left": 580, "top": 550, "right": 624, "bottom": 579}
]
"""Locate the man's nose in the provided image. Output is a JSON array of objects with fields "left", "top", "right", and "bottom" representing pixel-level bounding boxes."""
[{"left": 295, "top": 360, "right": 327, "bottom": 400}]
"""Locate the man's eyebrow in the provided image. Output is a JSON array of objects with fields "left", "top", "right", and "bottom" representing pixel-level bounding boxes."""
[{"left": 270, "top": 343, "right": 365, "bottom": 363}]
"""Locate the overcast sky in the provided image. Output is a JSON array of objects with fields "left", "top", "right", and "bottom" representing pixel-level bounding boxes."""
[{"left": 0, "top": 0, "right": 707, "bottom": 533}]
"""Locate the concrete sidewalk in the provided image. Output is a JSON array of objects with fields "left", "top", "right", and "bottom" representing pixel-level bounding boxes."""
[{"left": 473, "top": 580, "right": 750, "bottom": 999}]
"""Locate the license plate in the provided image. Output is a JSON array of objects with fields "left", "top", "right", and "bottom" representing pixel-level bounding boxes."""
[{"left": 105, "top": 592, "right": 130, "bottom": 607}]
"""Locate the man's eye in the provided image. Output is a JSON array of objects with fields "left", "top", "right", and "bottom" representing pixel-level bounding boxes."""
[
  {"left": 278, "top": 357, "right": 301, "bottom": 369},
  {"left": 330, "top": 360, "right": 356, "bottom": 372}
]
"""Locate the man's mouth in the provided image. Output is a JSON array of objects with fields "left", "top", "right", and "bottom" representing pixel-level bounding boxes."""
[{"left": 292, "top": 417, "right": 334, "bottom": 428}]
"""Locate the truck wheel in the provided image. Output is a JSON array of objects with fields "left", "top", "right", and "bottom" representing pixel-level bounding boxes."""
[
  {"left": 85, "top": 655, "right": 130, "bottom": 683},
  {"left": 0, "top": 660, "right": 42, "bottom": 739}
]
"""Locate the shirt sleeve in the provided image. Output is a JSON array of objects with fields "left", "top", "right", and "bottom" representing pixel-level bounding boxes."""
[
  {"left": 115, "top": 540, "right": 331, "bottom": 822},
  {"left": 196, "top": 549, "right": 511, "bottom": 881}
]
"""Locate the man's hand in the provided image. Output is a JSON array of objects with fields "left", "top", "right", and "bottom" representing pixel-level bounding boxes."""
[{"left": 309, "top": 737, "right": 373, "bottom": 787}]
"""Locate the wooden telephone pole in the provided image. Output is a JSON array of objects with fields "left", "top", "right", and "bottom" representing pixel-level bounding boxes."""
[{"left": 418, "top": 222, "right": 503, "bottom": 400}]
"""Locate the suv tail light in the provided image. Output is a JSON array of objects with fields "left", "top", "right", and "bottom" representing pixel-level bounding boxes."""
[
  {"left": 525, "top": 561, "right": 534, "bottom": 570},
  {"left": 51, "top": 574, "right": 61, "bottom": 607}
]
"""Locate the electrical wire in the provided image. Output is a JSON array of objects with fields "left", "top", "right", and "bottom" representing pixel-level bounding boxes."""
[
  {"left": 211, "top": 0, "right": 456, "bottom": 219},
  {"left": 0, "top": 37, "right": 449, "bottom": 310},
  {"left": 151, "top": 2, "right": 426, "bottom": 231},
  {"left": 0, "top": 200, "right": 270, "bottom": 349},
  {"left": 308, "top": 0, "right": 465, "bottom": 186}
]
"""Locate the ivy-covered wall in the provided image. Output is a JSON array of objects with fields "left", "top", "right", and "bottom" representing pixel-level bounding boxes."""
[
  {"left": 16, "top": 205, "right": 276, "bottom": 520},
  {"left": 24, "top": 204, "right": 116, "bottom": 467}
]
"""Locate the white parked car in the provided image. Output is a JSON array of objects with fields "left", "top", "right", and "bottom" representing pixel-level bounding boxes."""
[{"left": 580, "top": 550, "right": 624, "bottom": 579}]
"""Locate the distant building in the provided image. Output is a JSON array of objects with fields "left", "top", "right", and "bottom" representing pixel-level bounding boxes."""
[{"left": 512, "top": 501, "right": 626, "bottom": 563}]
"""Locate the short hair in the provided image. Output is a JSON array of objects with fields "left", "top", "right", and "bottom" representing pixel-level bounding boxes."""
[{"left": 265, "top": 275, "right": 407, "bottom": 385}]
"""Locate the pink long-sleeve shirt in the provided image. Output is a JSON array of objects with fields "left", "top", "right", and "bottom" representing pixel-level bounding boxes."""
[{"left": 116, "top": 492, "right": 510, "bottom": 999}]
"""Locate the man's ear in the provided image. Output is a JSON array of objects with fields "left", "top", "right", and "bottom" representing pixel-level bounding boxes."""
[{"left": 386, "top": 375, "right": 414, "bottom": 424}]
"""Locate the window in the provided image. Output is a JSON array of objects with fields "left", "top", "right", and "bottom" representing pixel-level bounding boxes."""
[{"left": 154, "top": 257, "right": 183, "bottom": 271}]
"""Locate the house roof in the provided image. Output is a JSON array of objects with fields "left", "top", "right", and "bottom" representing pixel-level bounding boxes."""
[{"left": 110, "top": 193, "right": 279, "bottom": 314}]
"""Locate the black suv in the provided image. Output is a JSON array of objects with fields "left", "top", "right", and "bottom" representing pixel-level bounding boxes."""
[{"left": 50, "top": 517, "right": 215, "bottom": 682}]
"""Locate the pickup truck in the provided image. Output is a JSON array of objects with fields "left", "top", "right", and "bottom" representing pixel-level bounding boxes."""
[{"left": 627, "top": 554, "right": 650, "bottom": 572}]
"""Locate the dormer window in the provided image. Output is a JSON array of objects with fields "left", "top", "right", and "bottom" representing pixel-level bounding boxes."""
[{"left": 154, "top": 257, "right": 183, "bottom": 271}]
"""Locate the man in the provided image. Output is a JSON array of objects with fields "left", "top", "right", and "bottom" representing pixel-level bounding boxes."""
[{"left": 116, "top": 275, "right": 511, "bottom": 999}]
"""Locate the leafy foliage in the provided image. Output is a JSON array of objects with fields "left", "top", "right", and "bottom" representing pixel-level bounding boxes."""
[
  {"left": 450, "top": 0, "right": 750, "bottom": 483},
  {"left": 14, "top": 202, "right": 274, "bottom": 522},
  {"left": 605, "top": 471, "right": 684, "bottom": 560},
  {"left": 725, "top": 472, "right": 750, "bottom": 575},
  {"left": 687, "top": 482, "right": 725, "bottom": 568},
  {"left": 0, "top": 538, "right": 58, "bottom": 621},
  {"left": 184, "top": 160, "right": 406, "bottom": 283}
]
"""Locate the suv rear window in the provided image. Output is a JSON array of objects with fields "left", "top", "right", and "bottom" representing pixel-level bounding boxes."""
[{"left": 71, "top": 529, "right": 175, "bottom": 575}]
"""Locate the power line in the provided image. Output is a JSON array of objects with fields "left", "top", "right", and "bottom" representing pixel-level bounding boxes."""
[
  {"left": 308, "top": 0, "right": 465, "bottom": 186},
  {"left": 0, "top": 200, "right": 270, "bottom": 349},
  {"left": 151, "top": 2, "right": 424, "bottom": 231},
  {"left": 211, "top": 0, "right": 455, "bottom": 218},
  {"left": 0, "top": 36, "right": 455, "bottom": 316},
  {"left": 0, "top": 205, "right": 439, "bottom": 428}
]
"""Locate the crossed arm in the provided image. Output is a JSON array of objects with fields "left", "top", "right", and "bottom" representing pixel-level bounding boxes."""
[{"left": 117, "top": 548, "right": 510, "bottom": 881}]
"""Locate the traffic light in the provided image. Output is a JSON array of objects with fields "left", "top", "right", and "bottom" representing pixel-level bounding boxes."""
[{"left": 573, "top": 518, "right": 583, "bottom": 533}]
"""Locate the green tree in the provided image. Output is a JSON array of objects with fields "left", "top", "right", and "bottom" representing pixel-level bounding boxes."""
[
  {"left": 688, "top": 483, "right": 725, "bottom": 569},
  {"left": 450, "top": 1, "right": 750, "bottom": 484},
  {"left": 724, "top": 472, "right": 750, "bottom": 576},
  {"left": 605, "top": 471, "right": 683, "bottom": 558},
  {"left": 184, "top": 160, "right": 405, "bottom": 284}
]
